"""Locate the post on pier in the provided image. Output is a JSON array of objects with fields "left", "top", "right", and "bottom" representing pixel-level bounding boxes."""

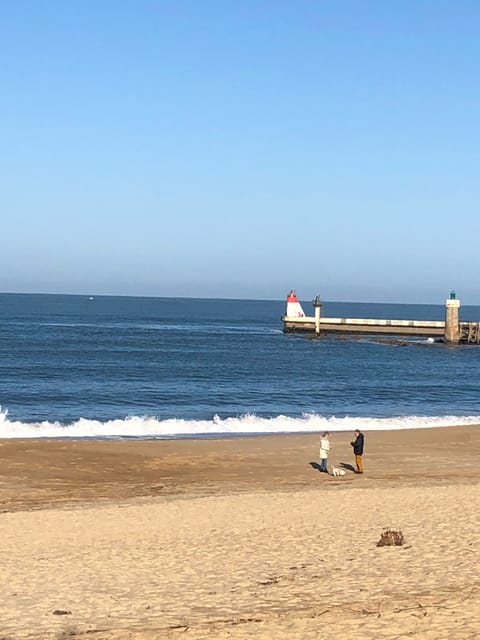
[
  {"left": 313, "top": 295, "right": 322, "bottom": 336},
  {"left": 445, "top": 291, "right": 461, "bottom": 344}
]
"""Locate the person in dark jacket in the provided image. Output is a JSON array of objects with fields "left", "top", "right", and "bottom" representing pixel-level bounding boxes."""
[{"left": 351, "top": 430, "right": 364, "bottom": 473}]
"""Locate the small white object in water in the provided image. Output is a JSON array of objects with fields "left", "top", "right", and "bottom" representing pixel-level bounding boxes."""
[{"left": 88, "top": 297, "right": 94, "bottom": 300}]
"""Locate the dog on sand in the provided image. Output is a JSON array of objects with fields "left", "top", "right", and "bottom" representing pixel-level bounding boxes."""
[{"left": 331, "top": 466, "right": 346, "bottom": 477}]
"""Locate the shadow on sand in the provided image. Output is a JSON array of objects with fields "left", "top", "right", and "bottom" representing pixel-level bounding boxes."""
[{"left": 309, "top": 461, "right": 355, "bottom": 473}]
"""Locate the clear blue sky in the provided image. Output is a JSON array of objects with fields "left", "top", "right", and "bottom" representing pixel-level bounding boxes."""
[{"left": 1, "top": 1, "right": 479, "bottom": 303}]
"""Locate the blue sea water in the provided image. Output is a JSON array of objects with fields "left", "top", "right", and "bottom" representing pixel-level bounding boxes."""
[{"left": 0, "top": 293, "right": 479, "bottom": 438}]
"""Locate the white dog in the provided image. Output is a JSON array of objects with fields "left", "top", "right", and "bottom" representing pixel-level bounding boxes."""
[{"left": 331, "top": 466, "right": 346, "bottom": 477}]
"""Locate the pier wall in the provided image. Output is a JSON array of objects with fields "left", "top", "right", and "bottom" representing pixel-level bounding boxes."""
[
  {"left": 283, "top": 317, "right": 445, "bottom": 338},
  {"left": 281, "top": 292, "right": 477, "bottom": 343}
]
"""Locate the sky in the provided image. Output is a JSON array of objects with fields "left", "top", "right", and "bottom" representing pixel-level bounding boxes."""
[{"left": 1, "top": 1, "right": 479, "bottom": 303}]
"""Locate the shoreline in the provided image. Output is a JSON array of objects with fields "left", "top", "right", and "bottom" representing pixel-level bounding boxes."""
[
  {"left": 0, "top": 407, "right": 480, "bottom": 440},
  {"left": 2, "top": 414, "right": 480, "bottom": 440}
]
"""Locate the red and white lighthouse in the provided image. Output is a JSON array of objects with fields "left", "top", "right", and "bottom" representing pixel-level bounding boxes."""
[{"left": 285, "top": 290, "right": 305, "bottom": 318}]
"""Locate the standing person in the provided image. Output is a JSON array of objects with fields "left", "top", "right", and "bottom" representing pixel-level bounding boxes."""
[
  {"left": 351, "top": 429, "right": 364, "bottom": 474},
  {"left": 319, "top": 431, "right": 330, "bottom": 473}
]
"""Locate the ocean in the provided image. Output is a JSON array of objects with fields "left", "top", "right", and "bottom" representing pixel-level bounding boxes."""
[{"left": 0, "top": 293, "right": 479, "bottom": 438}]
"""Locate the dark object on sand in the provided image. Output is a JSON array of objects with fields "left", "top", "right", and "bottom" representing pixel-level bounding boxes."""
[
  {"left": 376, "top": 528, "right": 404, "bottom": 547},
  {"left": 52, "top": 609, "right": 72, "bottom": 615}
]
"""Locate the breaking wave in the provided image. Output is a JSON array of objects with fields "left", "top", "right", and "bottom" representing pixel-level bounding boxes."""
[{"left": 0, "top": 407, "right": 479, "bottom": 439}]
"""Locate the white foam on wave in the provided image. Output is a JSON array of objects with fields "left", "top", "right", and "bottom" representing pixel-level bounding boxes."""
[{"left": 0, "top": 407, "right": 479, "bottom": 439}]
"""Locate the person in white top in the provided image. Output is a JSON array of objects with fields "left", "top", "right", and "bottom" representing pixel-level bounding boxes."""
[{"left": 319, "top": 432, "right": 330, "bottom": 473}]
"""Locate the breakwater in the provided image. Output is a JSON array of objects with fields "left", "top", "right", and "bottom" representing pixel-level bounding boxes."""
[{"left": 282, "top": 291, "right": 479, "bottom": 343}]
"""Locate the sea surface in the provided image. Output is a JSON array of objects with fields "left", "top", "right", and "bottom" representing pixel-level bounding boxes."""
[{"left": 0, "top": 293, "right": 479, "bottom": 438}]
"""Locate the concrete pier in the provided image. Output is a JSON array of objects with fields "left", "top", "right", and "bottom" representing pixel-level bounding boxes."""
[{"left": 282, "top": 291, "right": 478, "bottom": 344}]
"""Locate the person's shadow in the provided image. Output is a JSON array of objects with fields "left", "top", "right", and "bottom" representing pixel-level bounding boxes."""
[
  {"left": 339, "top": 462, "right": 355, "bottom": 472},
  {"left": 310, "top": 461, "right": 355, "bottom": 473}
]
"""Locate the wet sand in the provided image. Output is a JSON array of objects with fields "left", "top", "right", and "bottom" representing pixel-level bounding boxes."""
[{"left": 1, "top": 426, "right": 480, "bottom": 639}]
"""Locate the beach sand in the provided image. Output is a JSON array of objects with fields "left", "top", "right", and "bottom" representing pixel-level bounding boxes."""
[{"left": 1, "top": 426, "right": 480, "bottom": 639}]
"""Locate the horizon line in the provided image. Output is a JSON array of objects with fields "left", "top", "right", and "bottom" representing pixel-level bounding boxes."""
[{"left": 0, "top": 290, "right": 465, "bottom": 306}]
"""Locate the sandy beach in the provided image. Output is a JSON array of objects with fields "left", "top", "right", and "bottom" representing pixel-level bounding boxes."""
[{"left": 1, "top": 426, "right": 480, "bottom": 639}]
